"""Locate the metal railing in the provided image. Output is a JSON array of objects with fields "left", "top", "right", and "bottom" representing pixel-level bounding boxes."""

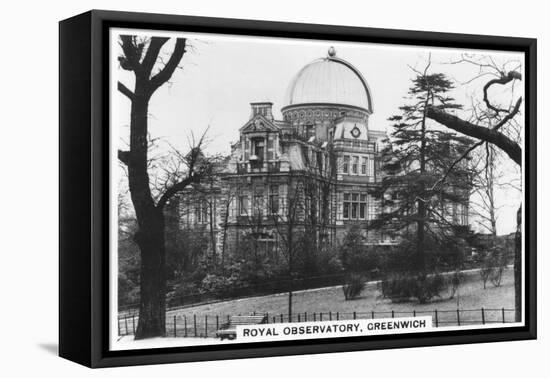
[{"left": 118, "top": 307, "right": 514, "bottom": 338}]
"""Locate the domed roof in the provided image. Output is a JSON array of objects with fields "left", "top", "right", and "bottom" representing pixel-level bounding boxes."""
[{"left": 284, "top": 47, "right": 373, "bottom": 113}]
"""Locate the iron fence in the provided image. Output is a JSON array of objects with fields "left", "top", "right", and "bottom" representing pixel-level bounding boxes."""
[{"left": 118, "top": 307, "right": 514, "bottom": 338}]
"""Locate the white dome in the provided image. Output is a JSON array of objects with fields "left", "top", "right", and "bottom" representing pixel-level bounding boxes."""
[{"left": 284, "top": 49, "right": 373, "bottom": 113}]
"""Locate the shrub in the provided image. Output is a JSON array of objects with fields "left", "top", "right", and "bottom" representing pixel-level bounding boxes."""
[
  {"left": 200, "top": 273, "right": 241, "bottom": 298},
  {"left": 376, "top": 233, "right": 464, "bottom": 303},
  {"left": 480, "top": 262, "right": 492, "bottom": 289},
  {"left": 314, "top": 245, "right": 343, "bottom": 275},
  {"left": 380, "top": 273, "right": 445, "bottom": 303},
  {"left": 342, "top": 274, "right": 365, "bottom": 300},
  {"left": 489, "top": 266, "right": 504, "bottom": 287},
  {"left": 339, "top": 225, "right": 368, "bottom": 273},
  {"left": 479, "top": 247, "right": 506, "bottom": 289},
  {"left": 447, "top": 270, "right": 464, "bottom": 299},
  {"left": 166, "top": 281, "right": 202, "bottom": 308}
]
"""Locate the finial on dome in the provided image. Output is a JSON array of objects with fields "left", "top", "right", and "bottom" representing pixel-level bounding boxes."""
[{"left": 328, "top": 46, "right": 336, "bottom": 57}]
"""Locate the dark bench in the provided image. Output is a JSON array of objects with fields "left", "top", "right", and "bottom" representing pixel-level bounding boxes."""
[{"left": 216, "top": 315, "right": 268, "bottom": 340}]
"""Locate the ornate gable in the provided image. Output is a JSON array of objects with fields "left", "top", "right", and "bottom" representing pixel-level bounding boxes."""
[{"left": 240, "top": 114, "right": 279, "bottom": 134}]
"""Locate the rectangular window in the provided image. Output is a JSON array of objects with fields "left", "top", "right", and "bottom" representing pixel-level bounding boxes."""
[
  {"left": 194, "top": 198, "right": 209, "bottom": 223},
  {"left": 361, "top": 157, "right": 368, "bottom": 175},
  {"left": 195, "top": 202, "right": 200, "bottom": 222},
  {"left": 343, "top": 202, "right": 350, "bottom": 219},
  {"left": 253, "top": 187, "right": 264, "bottom": 217},
  {"left": 239, "top": 195, "right": 249, "bottom": 216},
  {"left": 343, "top": 156, "right": 350, "bottom": 174},
  {"left": 343, "top": 193, "right": 350, "bottom": 219},
  {"left": 351, "top": 202, "right": 358, "bottom": 219},
  {"left": 359, "top": 203, "right": 366, "bottom": 219},
  {"left": 352, "top": 156, "right": 359, "bottom": 174},
  {"left": 269, "top": 185, "right": 279, "bottom": 214},
  {"left": 253, "top": 139, "right": 265, "bottom": 160},
  {"left": 195, "top": 201, "right": 202, "bottom": 223},
  {"left": 203, "top": 199, "right": 209, "bottom": 222},
  {"left": 343, "top": 193, "right": 370, "bottom": 220}
]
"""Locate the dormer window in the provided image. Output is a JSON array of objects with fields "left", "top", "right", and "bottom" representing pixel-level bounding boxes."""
[{"left": 251, "top": 138, "right": 265, "bottom": 161}]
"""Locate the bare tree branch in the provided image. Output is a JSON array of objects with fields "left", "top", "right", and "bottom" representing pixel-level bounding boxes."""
[
  {"left": 141, "top": 37, "right": 169, "bottom": 77},
  {"left": 157, "top": 174, "right": 201, "bottom": 210},
  {"left": 483, "top": 71, "right": 522, "bottom": 114},
  {"left": 426, "top": 100, "right": 522, "bottom": 165},
  {"left": 150, "top": 39, "right": 187, "bottom": 91},
  {"left": 117, "top": 81, "right": 134, "bottom": 100},
  {"left": 156, "top": 128, "right": 211, "bottom": 210}
]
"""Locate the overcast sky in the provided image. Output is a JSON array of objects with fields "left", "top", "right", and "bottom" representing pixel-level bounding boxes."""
[{"left": 112, "top": 29, "right": 524, "bottom": 235}]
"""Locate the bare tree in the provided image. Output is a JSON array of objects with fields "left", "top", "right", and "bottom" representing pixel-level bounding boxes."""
[
  {"left": 185, "top": 158, "right": 228, "bottom": 263},
  {"left": 117, "top": 35, "right": 213, "bottom": 338},
  {"left": 425, "top": 55, "right": 523, "bottom": 321},
  {"left": 268, "top": 141, "right": 336, "bottom": 319},
  {"left": 472, "top": 142, "right": 507, "bottom": 289},
  {"left": 219, "top": 188, "right": 237, "bottom": 268},
  {"left": 271, "top": 175, "right": 304, "bottom": 320}
]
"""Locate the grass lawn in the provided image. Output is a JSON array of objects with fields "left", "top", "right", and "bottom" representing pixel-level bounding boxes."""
[
  {"left": 166, "top": 268, "right": 515, "bottom": 326},
  {"left": 118, "top": 268, "right": 515, "bottom": 337}
]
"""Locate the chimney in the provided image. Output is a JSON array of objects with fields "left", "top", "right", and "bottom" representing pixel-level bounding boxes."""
[{"left": 250, "top": 102, "right": 274, "bottom": 121}]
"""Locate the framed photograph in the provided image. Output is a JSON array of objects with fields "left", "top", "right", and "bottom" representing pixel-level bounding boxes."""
[{"left": 59, "top": 10, "right": 536, "bottom": 368}]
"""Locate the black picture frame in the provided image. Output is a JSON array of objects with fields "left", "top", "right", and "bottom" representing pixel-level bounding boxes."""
[{"left": 59, "top": 9, "right": 537, "bottom": 368}]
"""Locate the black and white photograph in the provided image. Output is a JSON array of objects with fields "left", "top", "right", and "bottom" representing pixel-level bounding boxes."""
[
  {"left": 3, "top": 0, "right": 549, "bottom": 373},
  {"left": 110, "top": 28, "right": 528, "bottom": 351}
]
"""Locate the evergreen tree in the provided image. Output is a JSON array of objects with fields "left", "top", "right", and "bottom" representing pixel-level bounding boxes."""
[
  {"left": 339, "top": 224, "right": 367, "bottom": 273},
  {"left": 373, "top": 70, "right": 474, "bottom": 302}
]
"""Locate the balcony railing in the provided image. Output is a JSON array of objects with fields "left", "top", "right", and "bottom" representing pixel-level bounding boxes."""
[
  {"left": 237, "top": 161, "right": 281, "bottom": 174},
  {"left": 333, "top": 140, "right": 376, "bottom": 151}
]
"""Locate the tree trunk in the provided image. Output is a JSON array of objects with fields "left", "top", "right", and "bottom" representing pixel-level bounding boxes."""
[
  {"left": 209, "top": 200, "right": 217, "bottom": 262},
  {"left": 288, "top": 231, "right": 293, "bottom": 321},
  {"left": 416, "top": 200, "right": 426, "bottom": 273},
  {"left": 135, "top": 210, "right": 166, "bottom": 339},
  {"left": 127, "top": 94, "right": 167, "bottom": 339},
  {"left": 288, "top": 288, "right": 293, "bottom": 321},
  {"left": 416, "top": 97, "right": 429, "bottom": 275},
  {"left": 514, "top": 205, "right": 522, "bottom": 322},
  {"left": 287, "top": 222, "right": 293, "bottom": 320},
  {"left": 118, "top": 37, "right": 189, "bottom": 340},
  {"left": 221, "top": 202, "right": 230, "bottom": 271}
]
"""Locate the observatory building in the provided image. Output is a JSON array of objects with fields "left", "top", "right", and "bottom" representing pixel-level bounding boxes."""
[{"left": 170, "top": 47, "right": 466, "bottom": 258}]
